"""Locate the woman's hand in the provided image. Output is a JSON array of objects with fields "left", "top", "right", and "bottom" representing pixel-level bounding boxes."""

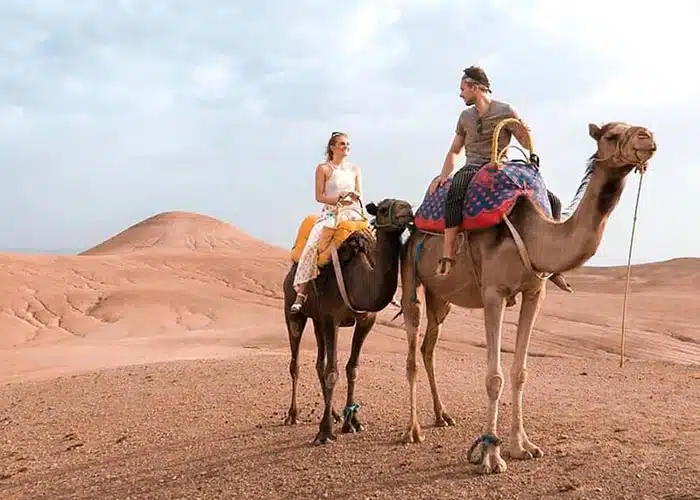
[{"left": 336, "top": 191, "right": 359, "bottom": 205}]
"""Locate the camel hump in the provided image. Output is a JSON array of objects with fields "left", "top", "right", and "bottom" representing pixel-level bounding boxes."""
[
  {"left": 290, "top": 215, "right": 371, "bottom": 268},
  {"left": 413, "top": 159, "right": 554, "bottom": 233}
]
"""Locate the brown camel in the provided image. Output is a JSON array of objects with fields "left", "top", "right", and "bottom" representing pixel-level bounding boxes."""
[
  {"left": 398, "top": 121, "right": 656, "bottom": 474},
  {"left": 283, "top": 198, "right": 414, "bottom": 445}
]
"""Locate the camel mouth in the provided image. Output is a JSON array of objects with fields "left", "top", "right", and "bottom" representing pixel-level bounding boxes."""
[{"left": 634, "top": 147, "right": 656, "bottom": 160}]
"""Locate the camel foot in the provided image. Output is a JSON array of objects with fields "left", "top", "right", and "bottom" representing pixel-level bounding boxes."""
[
  {"left": 341, "top": 403, "right": 363, "bottom": 433},
  {"left": 435, "top": 411, "right": 456, "bottom": 427},
  {"left": 342, "top": 414, "right": 363, "bottom": 434},
  {"left": 467, "top": 433, "right": 506, "bottom": 474},
  {"left": 473, "top": 448, "right": 507, "bottom": 475},
  {"left": 402, "top": 423, "right": 425, "bottom": 444},
  {"left": 508, "top": 440, "right": 544, "bottom": 460},
  {"left": 332, "top": 409, "right": 342, "bottom": 423},
  {"left": 313, "top": 428, "right": 337, "bottom": 446},
  {"left": 284, "top": 408, "right": 298, "bottom": 425}
]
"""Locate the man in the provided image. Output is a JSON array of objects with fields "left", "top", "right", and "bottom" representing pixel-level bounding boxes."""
[{"left": 431, "top": 66, "right": 571, "bottom": 292}]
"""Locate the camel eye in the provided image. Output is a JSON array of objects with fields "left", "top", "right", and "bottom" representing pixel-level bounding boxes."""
[{"left": 606, "top": 134, "right": 619, "bottom": 142}]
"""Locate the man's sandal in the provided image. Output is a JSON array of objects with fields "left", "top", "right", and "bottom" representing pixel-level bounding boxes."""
[{"left": 435, "top": 257, "right": 455, "bottom": 277}]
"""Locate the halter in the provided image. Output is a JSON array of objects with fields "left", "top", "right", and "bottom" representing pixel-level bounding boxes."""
[{"left": 593, "top": 126, "right": 650, "bottom": 174}]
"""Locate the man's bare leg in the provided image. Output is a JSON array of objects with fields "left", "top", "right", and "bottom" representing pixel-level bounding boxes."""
[{"left": 436, "top": 226, "right": 459, "bottom": 276}]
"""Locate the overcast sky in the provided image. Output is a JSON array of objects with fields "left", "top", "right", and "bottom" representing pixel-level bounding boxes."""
[{"left": 1, "top": 0, "right": 697, "bottom": 265}]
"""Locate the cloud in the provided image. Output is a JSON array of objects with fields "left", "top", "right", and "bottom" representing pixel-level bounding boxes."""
[
  {"left": 0, "top": 0, "right": 696, "bottom": 265},
  {"left": 492, "top": 0, "right": 700, "bottom": 110}
]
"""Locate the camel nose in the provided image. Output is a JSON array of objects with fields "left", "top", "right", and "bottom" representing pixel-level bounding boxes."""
[{"left": 636, "top": 129, "right": 656, "bottom": 150}]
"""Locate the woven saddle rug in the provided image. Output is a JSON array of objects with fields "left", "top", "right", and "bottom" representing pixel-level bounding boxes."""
[{"left": 414, "top": 159, "right": 552, "bottom": 233}]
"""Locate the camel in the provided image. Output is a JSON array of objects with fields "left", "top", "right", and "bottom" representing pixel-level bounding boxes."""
[
  {"left": 282, "top": 198, "right": 414, "bottom": 445},
  {"left": 398, "top": 121, "right": 656, "bottom": 474}
]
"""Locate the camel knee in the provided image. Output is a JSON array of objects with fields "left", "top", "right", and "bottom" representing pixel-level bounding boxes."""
[
  {"left": 402, "top": 302, "right": 421, "bottom": 328},
  {"left": 406, "top": 354, "right": 418, "bottom": 381},
  {"left": 324, "top": 367, "right": 338, "bottom": 389},
  {"left": 289, "top": 358, "right": 299, "bottom": 379},
  {"left": 511, "top": 367, "right": 528, "bottom": 391},
  {"left": 486, "top": 373, "right": 504, "bottom": 401},
  {"left": 346, "top": 362, "right": 358, "bottom": 383}
]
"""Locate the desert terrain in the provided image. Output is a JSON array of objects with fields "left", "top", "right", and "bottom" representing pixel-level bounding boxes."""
[{"left": 1, "top": 211, "right": 698, "bottom": 500}]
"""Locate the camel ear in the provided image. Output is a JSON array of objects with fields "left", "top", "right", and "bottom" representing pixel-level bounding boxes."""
[
  {"left": 366, "top": 202, "right": 378, "bottom": 216},
  {"left": 588, "top": 123, "right": 602, "bottom": 141}
]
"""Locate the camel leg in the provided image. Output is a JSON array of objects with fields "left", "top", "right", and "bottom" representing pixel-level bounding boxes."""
[
  {"left": 312, "top": 318, "right": 342, "bottom": 424},
  {"left": 508, "top": 287, "right": 545, "bottom": 460},
  {"left": 314, "top": 317, "right": 339, "bottom": 445},
  {"left": 284, "top": 311, "right": 307, "bottom": 425},
  {"left": 469, "top": 287, "right": 507, "bottom": 474},
  {"left": 342, "top": 313, "right": 376, "bottom": 434},
  {"left": 401, "top": 287, "right": 424, "bottom": 444},
  {"left": 421, "top": 289, "right": 455, "bottom": 427}
]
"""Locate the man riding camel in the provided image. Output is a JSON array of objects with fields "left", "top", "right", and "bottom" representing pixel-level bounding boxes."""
[{"left": 430, "top": 65, "right": 571, "bottom": 291}]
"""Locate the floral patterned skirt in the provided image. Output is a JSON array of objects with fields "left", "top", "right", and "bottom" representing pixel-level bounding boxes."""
[{"left": 293, "top": 202, "right": 366, "bottom": 291}]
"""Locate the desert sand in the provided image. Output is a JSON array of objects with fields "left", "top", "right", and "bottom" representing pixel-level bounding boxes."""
[{"left": 1, "top": 211, "right": 698, "bottom": 500}]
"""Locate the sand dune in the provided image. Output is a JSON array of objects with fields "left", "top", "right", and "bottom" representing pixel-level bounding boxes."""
[
  {"left": 1, "top": 211, "right": 698, "bottom": 498},
  {"left": 80, "top": 210, "right": 280, "bottom": 256}
]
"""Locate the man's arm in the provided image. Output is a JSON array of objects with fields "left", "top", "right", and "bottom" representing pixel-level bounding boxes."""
[
  {"left": 506, "top": 106, "right": 533, "bottom": 151},
  {"left": 440, "top": 133, "right": 465, "bottom": 178}
]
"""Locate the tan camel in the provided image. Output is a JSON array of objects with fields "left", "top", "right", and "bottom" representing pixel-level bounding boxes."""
[{"left": 398, "top": 121, "right": 656, "bottom": 474}]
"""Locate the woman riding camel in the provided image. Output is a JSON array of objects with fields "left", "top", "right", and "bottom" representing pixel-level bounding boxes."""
[{"left": 290, "top": 131, "right": 366, "bottom": 313}]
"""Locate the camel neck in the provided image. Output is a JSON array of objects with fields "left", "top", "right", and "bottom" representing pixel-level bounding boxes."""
[
  {"left": 519, "top": 160, "right": 631, "bottom": 273},
  {"left": 343, "top": 230, "right": 402, "bottom": 311}
]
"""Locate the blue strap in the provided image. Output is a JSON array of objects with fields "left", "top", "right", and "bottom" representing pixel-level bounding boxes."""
[
  {"left": 343, "top": 403, "right": 360, "bottom": 417},
  {"left": 411, "top": 237, "right": 425, "bottom": 303}
]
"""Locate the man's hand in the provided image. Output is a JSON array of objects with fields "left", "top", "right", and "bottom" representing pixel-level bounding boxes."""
[{"left": 429, "top": 175, "right": 448, "bottom": 194}]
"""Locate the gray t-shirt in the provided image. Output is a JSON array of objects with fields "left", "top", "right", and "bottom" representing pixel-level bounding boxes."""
[{"left": 455, "top": 99, "right": 522, "bottom": 169}]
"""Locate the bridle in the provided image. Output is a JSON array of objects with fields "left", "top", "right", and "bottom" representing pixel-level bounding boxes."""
[
  {"left": 594, "top": 126, "right": 651, "bottom": 174},
  {"left": 370, "top": 199, "right": 410, "bottom": 231}
]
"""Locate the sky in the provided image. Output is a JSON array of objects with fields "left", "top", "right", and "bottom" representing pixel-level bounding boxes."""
[{"left": 0, "top": 0, "right": 698, "bottom": 265}]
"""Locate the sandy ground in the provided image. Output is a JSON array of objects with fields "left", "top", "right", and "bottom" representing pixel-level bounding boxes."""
[{"left": 1, "top": 211, "right": 699, "bottom": 499}]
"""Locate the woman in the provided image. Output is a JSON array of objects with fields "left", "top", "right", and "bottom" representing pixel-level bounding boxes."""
[{"left": 290, "top": 131, "right": 366, "bottom": 313}]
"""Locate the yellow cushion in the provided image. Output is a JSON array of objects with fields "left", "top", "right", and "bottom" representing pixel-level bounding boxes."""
[{"left": 290, "top": 214, "right": 371, "bottom": 267}]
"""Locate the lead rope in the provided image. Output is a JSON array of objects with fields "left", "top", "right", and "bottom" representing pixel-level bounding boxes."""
[{"left": 619, "top": 167, "right": 645, "bottom": 368}]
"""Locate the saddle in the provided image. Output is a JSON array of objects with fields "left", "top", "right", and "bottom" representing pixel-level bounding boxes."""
[{"left": 290, "top": 215, "right": 370, "bottom": 268}]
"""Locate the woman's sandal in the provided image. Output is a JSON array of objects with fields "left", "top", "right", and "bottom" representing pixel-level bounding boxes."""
[
  {"left": 290, "top": 293, "right": 307, "bottom": 313},
  {"left": 435, "top": 257, "right": 455, "bottom": 277}
]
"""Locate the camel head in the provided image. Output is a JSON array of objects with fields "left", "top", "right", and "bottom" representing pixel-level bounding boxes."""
[
  {"left": 366, "top": 198, "right": 414, "bottom": 231},
  {"left": 588, "top": 121, "right": 657, "bottom": 171}
]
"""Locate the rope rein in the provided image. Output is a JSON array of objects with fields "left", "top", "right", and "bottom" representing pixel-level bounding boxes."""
[{"left": 619, "top": 167, "right": 645, "bottom": 368}]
